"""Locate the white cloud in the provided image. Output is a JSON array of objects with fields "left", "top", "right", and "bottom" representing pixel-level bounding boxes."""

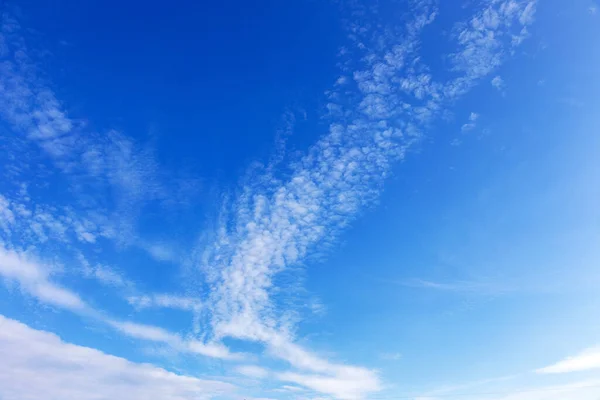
[
  {"left": 140, "top": 241, "right": 180, "bottom": 263},
  {"left": 0, "top": 190, "right": 113, "bottom": 249},
  {"left": 0, "top": 16, "right": 200, "bottom": 257},
  {"left": 77, "top": 253, "right": 131, "bottom": 288},
  {"left": 277, "top": 370, "right": 380, "bottom": 400},
  {"left": 0, "top": 195, "right": 15, "bottom": 235},
  {"left": 0, "top": 247, "right": 239, "bottom": 361},
  {"left": 108, "top": 320, "right": 181, "bottom": 343},
  {"left": 108, "top": 319, "right": 242, "bottom": 360},
  {"left": 273, "top": 384, "right": 305, "bottom": 393},
  {"left": 536, "top": 346, "right": 600, "bottom": 374},
  {"left": 2, "top": 2, "right": 542, "bottom": 399},
  {"left": 198, "top": 4, "right": 437, "bottom": 384},
  {"left": 461, "top": 112, "right": 479, "bottom": 132},
  {"left": 128, "top": 293, "right": 202, "bottom": 312},
  {"left": 491, "top": 75, "right": 506, "bottom": 92},
  {"left": 89, "top": 264, "right": 128, "bottom": 286},
  {"left": 0, "top": 246, "right": 88, "bottom": 312},
  {"left": 210, "top": 314, "right": 381, "bottom": 398},
  {"left": 0, "top": 314, "right": 236, "bottom": 400},
  {"left": 445, "top": 0, "right": 536, "bottom": 98},
  {"left": 186, "top": 339, "right": 242, "bottom": 359},
  {"left": 235, "top": 365, "right": 270, "bottom": 379},
  {"left": 192, "top": 2, "right": 539, "bottom": 399},
  {"left": 336, "top": 76, "right": 348, "bottom": 85}
]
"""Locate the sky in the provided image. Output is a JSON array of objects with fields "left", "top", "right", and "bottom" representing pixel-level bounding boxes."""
[{"left": 0, "top": 0, "right": 599, "bottom": 399}]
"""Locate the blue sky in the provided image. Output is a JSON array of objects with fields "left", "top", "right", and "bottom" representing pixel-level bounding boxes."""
[{"left": 0, "top": 0, "right": 599, "bottom": 399}]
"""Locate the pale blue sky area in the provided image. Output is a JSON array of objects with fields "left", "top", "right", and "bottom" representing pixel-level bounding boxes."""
[{"left": 1, "top": 1, "right": 599, "bottom": 399}]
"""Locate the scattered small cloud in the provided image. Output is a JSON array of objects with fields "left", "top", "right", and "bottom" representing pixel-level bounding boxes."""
[
  {"left": 336, "top": 76, "right": 348, "bottom": 85},
  {"left": 491, "top": 75, "right": 506, "bottom": 93},
  {"left": 141, "top": 242, "right": 180, "bottom": 263},
  {"left": 461, "top": 112, "right": 479, "bottom": 132},
  {"left": 308, "top": 297, "right": 327, "bottom": 316}
]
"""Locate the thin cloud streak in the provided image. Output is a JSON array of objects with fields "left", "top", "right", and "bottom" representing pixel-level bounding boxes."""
[
  {"left": 0, "top": 246, "right": 89, "bottom": 312},
  {"left": 402, "top": 278, "right": 513, "bottom": 295},
  {"left": 536, "top": 347, "right": 600, "bottom": 374},
  {"left": 0, "top": 246, "right": 241, "bottom": 361},
  {"left": 128, "top": 293, "right": 203, "bottom": 312}
]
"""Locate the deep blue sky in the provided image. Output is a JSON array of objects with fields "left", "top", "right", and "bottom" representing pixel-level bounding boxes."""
[
  {"left": 1, "top": 1, "right": 599, "bottom": 399},
  {"left": 20, "top": 0, "right": 342, "bottom": 179}
]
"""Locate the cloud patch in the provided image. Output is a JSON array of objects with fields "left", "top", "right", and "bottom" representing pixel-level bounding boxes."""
[
  {"left": 491, "top": 75, "right": 506, "bottom": 92},
  {"left": 0, "top": 315, "right": 236, "bottom": 400},
  {"left": 0, "top": 246, "right": 88, "bottom": 312}
]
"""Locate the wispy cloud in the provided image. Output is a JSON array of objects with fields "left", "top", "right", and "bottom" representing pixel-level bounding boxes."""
[
  {"left": 402, "top": 278, "right": 511, "bottom": 295},
  {"left": 192, "top": 1, "right": 537, "bottom": 398},
  {"left": 417, "top": 378, "right": 600, "bottom": 400},
  {"left": 0, "top": 246, "right": 88, "bottom": 312},
  {"left": 0, "top": 315, "right": 236, "bottom": 400},
  {"left": 142, "top": 242, "right": 181, "bottom": 263},
  {"left": 0, "top": 246, "right": 239, "bottom": 361},
  {"left": 108, "top": 319, "right": 241, "bottom": 360},
  {"left": 0, "top": 14, "right": 197, "bottom": 258},
  {"left": 276, "top": 370, "right": 380, "bottom": 400},
  {"left": 1, "top": 1, "right": 540, "bottom": 399},
  {"left": 127, "top": 293, "right": 203, "bottom": 312},
  {"left": 235, "top": 365, "right": 270, "bottom": 379},
  {"left": 536, "top": 346, "right": 600, "bottom": 374},
  {"left": 77, "top": 253, "right": 132, "bottom": 288},
  {"left": 0, "top": 22, "right": 160, "bottom": 203}
]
